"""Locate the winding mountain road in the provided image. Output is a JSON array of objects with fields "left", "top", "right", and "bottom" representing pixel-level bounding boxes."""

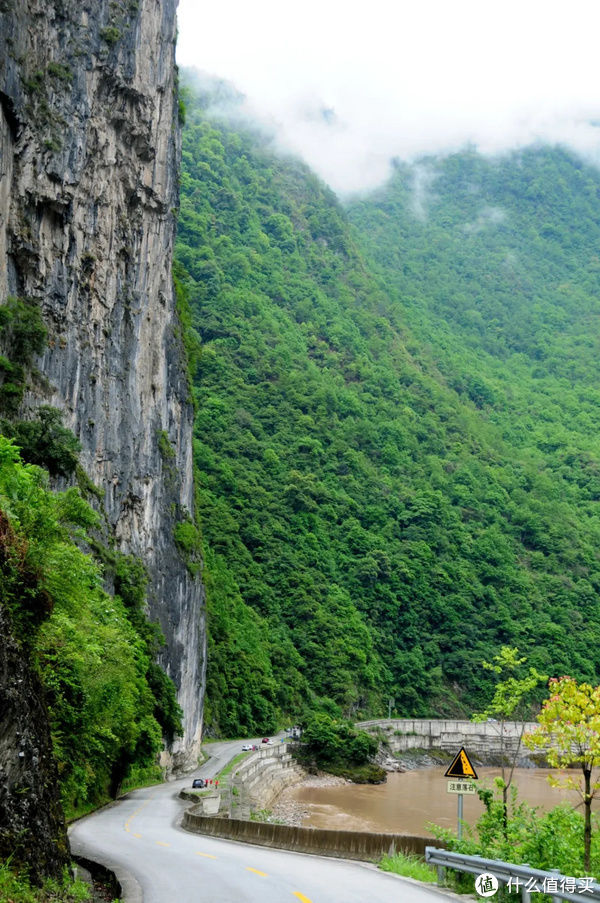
[{"left": 70, "top": 738, "right": 450, "bottom": 903}]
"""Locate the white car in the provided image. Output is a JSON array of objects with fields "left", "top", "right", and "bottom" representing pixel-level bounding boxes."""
[{"left": 242, "top": 744, "right": 252, "bottom": 751}]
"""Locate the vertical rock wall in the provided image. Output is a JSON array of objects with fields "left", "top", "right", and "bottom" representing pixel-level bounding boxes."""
[
  {"left": 0, "top": 0, "right": 205, "bottom": 767},
  {"left": 0, "top": 603, "right": 70, "bottom": 881}
]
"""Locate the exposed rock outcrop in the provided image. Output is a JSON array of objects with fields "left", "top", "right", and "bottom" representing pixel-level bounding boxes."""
[
  {"left": 0, "top": 604, "right": 69, "bottom": 881},
  {"left": 0, "top": 0, "right": 205, "bottom": 778}
]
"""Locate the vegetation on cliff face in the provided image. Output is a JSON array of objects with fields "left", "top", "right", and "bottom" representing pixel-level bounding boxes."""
[
  {"left": 0, "top": 282, "right": 183, "bottom": 826},
  {"left": 0, "top": 436, "right": 181, "bottom": 817},
  {"left": 0, "top": 296, "right": 47, "bottom": 416},
  {"left": 176, "top": 73, "right": 600, "bottom": 734}
]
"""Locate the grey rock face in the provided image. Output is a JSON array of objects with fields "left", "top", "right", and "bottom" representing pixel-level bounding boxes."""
[
  {"left": 0, "top": 604, "right": 70, "bottom": 880},
  {"left": 0, "top": 0, "right": 205, "bottom": 768}
]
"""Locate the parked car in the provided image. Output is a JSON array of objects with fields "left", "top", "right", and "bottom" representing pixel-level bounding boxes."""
[
  {"left": 192, "top": 778, "right": 205, "bottom": 789},
  {"left": 261, "top": 737, "right": 271, "bottom": 744},
  {"left": 242, "top": 744, "right": 252, "bottom": 751}
]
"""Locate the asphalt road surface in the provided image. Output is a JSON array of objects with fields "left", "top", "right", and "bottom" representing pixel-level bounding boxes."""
[{"left": 70, "top": 737, "right": 451, "bottom": 903}]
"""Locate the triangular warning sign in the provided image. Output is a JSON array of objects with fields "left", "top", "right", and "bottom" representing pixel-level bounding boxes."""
[{"left": 444, "top": 747, "right": 478, "bottom": 780}]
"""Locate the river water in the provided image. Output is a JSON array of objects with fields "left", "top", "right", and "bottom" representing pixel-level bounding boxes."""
[{"left": 283, "top": 767, "right": 593, "bottom": 836}]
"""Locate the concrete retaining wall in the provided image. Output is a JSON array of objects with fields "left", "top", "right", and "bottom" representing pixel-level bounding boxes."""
[
  {"left": 182, "top": 809, "right": 429, "bottom": 861},
  {"left": 357, "top": 719, "right": 539, "bottom": 761},
  {"left": 228, "top": 743, "right": 305, "bottom": 817},
  {"left": 182, "top": 744, "right": 305, "bottom": 819}
]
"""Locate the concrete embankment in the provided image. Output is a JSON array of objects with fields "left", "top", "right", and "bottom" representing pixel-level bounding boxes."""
[
  {"left": 231, "top": 742, "right": 306, "bottom": 815},
  {"left": 181, "top": 743, "right": 305, "bottom": 818},
  {"left": 182, "top": 809, "right": 428, "bottom": 861},
  {"left": 358, "top": 719, "right": 539, "bottom": 763}
]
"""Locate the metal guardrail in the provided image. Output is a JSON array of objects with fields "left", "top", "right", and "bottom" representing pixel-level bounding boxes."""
[{"left": 425, "top": 847, "right": 600, "bottom": 902}]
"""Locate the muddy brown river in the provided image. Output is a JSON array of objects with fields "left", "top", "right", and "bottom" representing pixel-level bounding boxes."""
[{"left": 284, "top": 767, "right": 594, "bottom": 835}]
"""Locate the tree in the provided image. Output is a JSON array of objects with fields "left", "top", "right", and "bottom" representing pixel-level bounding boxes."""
[
  {"left": 472, "top": 646, "right": 546, "bottom": 834},
  {"left": 524, "top": 676, "right": 600, "bottom": 871},
  {"left": 297, "top": 711, "right": 382, "bottom": 782}
]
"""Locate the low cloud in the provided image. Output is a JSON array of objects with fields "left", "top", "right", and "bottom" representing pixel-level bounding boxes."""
[
  {"left": 177, "top": 0, "right": 600, "bottom": 195},
  {"left": 410, "top": 164, "right": 438, "bottom": 221},
  {"left": 464, "top": 206, "right": 507, "bottom": 234}
]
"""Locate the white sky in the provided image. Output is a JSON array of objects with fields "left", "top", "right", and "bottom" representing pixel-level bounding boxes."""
[{"left": 176, "top": 0, "right": 600, "bottom": 194}]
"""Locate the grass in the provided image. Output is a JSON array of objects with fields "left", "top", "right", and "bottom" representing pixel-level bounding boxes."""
[
  {"left": 216, "top": 751, "right": 249, "bottom": 782},
  {"left": 249, "top": 808, "right": 285, "bottom": 824},
  {"left": 0, "top": 863, "right": 99, "bottom": 902},
  {"left": 66, "top": 765, "right": 165, "bottom": 822},
  {"left": 379, "top": 851, "right": 437, "bottom": 883},
  {"left": 120, "top": 763, "right": 164, "bottom": 794},
  {"left": 65, "top": 796, "right": 112, "bottom": 824}
]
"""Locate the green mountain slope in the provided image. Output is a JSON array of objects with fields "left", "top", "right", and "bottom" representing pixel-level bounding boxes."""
[
  {"left": 177, "top": 76, "right": 600, "bottom": 732},
  {"left": 349, "top": 147, "right": 600, "bottom": 447},
  {"left": 348, "top": 146, "right": 600, "bottom": 672}
]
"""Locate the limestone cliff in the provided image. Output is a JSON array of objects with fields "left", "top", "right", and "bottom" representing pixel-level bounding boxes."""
[{"left": 0, "top": 0, "right": 205, "bottom": 769}]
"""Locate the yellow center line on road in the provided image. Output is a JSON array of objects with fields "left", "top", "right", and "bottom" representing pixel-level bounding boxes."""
[
  {"left": 292, "top": 894, "right": 313, "bottom": 903},
  {"left": 155, "top": 841, "right": 171, "bottom": 847},
  {"left": 246, "top": 867, "right": 268, "bottom": 877},
  {"left": 195, "top": 852, "right": 217, "bottom": 859},
  {"left": 123, "top": 796, "right": 153, "bottom": 834}
]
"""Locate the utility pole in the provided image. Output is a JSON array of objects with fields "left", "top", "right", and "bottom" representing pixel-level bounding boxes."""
[{"left": 388, "top": 697, "right": 395, "bottom": 719}]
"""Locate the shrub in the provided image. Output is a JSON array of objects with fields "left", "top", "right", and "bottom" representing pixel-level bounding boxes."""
[
  {"left": 5, "top": 406, "right": 80, "bottom": 476},
  {"left": 0, "top": 297, "right": 46, "bottom": 415}
]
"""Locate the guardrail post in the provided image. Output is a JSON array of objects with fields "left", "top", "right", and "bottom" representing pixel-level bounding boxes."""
[
  {"left": 549, "top": 869, "right": 561, "bottom": 903},
  {"left": 436, "top": 865, "right": 445, "bottom": 885}
]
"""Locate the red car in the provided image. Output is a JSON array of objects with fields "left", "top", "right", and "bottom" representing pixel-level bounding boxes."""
[{"left": 261, "top": 737, "right": 270, "bottom": 744}]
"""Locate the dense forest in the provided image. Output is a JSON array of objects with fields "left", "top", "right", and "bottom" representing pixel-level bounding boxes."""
[{"left": 177, "top": 72, "right": 600, "bottom": 734}]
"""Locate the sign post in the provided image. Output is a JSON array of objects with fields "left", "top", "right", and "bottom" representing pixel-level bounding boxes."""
[{"left": 444, "top": 748, "right": 478, "bottom": 840}]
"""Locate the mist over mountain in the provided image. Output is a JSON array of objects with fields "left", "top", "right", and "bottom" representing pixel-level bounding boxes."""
[{"left": 177, "top": 0, "right": 600, "bottom": 195}]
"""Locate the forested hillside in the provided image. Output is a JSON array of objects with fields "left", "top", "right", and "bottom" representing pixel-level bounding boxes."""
[
  {"left": 177, "top": 74, "right": 600, "bottom": 734},
  {"left": 349, "top": 147, "right": 600, "bottom": 503}
]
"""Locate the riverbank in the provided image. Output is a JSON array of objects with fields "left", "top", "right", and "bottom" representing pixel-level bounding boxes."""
[
  {"left": 270, "top": 749, "right": 454, "bottom": 829},
  {"left": 271, "top": 773, "right": 347, "bottom": 826}
]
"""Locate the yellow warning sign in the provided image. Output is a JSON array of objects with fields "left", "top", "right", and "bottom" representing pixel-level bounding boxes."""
[{"left": 444, "top": 747, "right": 478, "bottom": 780}]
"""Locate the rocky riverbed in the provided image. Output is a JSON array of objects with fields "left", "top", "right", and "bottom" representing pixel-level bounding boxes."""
[{"left": 271, "top": 773, "right": 348, "bottom": 826}]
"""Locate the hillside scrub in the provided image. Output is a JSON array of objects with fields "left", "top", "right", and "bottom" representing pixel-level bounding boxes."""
[{"left": 429, "top": 787, "right": 600, "bottom": 890}]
